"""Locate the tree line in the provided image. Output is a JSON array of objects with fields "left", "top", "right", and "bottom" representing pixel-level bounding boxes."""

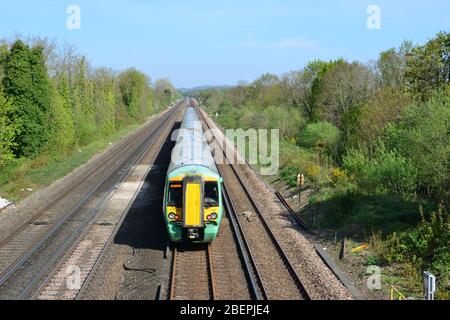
[
  {"left": 195, "top": 31, "right": 449, "bottom": 207},
  {"left": 0, "top": 38, "right": 180, "bottom": 168},
  {"left": 193, "top": 31, "right": 449, "bottom": 292}
]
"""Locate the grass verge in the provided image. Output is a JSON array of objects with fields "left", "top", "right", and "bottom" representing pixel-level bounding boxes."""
[{"left": 0, "top": 124, "right": 140, "bottom": 202}]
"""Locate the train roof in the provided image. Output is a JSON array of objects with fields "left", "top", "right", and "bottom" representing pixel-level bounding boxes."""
[{"left": 167, "top": 107, "right": 219, "bottom": 176}]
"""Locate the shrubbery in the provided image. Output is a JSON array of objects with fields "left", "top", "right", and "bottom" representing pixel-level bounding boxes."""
[
  {"left": 382, "top": 206, "right": 450, "bottom": 294},
  {"left": 384, "top": 90, "right": 450, "bottom": 205},
  {"left": 0, "top": 90, "right": 19, "bottom": 168},
  {"left": 298, "top": 121, "right": 340, "bottom": 159},
  {"left": 194, "top": 32, "right": 450, "bottom": 297},
  {"left": 0, "top": 38, "right": 179, "bottom": 169},
  {"left": 343, "top": 145, "right": 418, "bottom": 199},
  {"left": 0, "top": 38, "right": 180, "bottom": 201}
]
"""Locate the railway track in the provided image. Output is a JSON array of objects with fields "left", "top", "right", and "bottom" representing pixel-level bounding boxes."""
[
  {"left": 0, "top": 103, "right": 183, "bottom": 299},
  {"left": 169, "top": 245, "right": 215, "bottom": 300},
  {"left": 194, "top": 100, "right": 311, "bottom": 300},
  {"left": 221, "top": 188, "right": 267, "bottom": 300},
  {"left": 35, "top": 105, "right": 181, "bottom": 300}
]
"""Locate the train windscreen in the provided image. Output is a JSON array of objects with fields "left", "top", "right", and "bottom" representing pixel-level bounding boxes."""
[
  {"left": 204, "top": 182, "right": 219, "bottom": 208},
  {"left": 168, "top": 183, "right": 182, "bottom": 207}
]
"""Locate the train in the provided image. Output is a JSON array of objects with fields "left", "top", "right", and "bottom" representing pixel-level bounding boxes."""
[{"left": 163, "top": 102, "right": 223, "bottom": 243}]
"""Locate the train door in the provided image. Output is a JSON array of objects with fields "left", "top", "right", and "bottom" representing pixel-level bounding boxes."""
[{"left": 182, "top": 176, "right": 204, "bottom": 240}]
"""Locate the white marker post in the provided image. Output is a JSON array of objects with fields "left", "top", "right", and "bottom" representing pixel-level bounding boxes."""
[{"left": 423, "top": 271, "right": 436, "bottom": 300}]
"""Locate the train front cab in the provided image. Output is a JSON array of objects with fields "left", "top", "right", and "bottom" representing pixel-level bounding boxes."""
[{"left": 165, "top": 173, "right": 223, "bottom": 243}]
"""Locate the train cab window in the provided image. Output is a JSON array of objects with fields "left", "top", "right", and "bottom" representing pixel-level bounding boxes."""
[
  {"left": 204, "top": 182, "right": 219, "bottom": 207},
  {"left": 168, "top": 183, "right": 182, "bottom": 207}
]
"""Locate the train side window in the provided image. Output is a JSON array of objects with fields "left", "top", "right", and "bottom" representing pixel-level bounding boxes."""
[
  {"left": 204, "top": 182, "right": 219, "bottom": 207},
  {"left": 168, "top": 183, "right": 182, "bottom": 207}
]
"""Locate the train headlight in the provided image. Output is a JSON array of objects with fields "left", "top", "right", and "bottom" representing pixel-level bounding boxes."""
[
  {"left": 168, "top": 212, "right": 176, "bottom": 220},
  {"left": 207, "top": 213, "right": 218, "bottom": 220}
]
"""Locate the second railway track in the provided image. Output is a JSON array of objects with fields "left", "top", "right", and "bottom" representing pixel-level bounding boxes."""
[
  {"left": 194, "top": 100, "right": 311, "bottom": 300},
  {"left": 0, "top": 103, "right": 183, "bottom": 299},
  {"left": 169, "top": 245, "right": 215, "bottom": 300}
]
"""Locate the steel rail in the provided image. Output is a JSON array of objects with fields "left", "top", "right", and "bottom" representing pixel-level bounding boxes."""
[
  {"left": 21, "top": 106, "right": 180, "bottom": 299},
  {"left": 274, "top": 190, "right": 363, "bottom": 300},
  {"left": 192, "top": 101, "right": 266, "bottom": 300},
  {"left": 195, "top": 100, "right": 311, "bottom": 300},
  {"left": 0, "top": 112, "right": 164, "bottom": 249},
  {"left": 274, "top": 191, "right": 310, "bottom": 232},
  {"left": 0, "top": 106, "right": 179, "bottom": 294},
  {"left": 169, "top": 245, "right": 215, "bottom": 300},
  {"left": 206, "top": 245, "right": 216, "bottom": 300},
  {"left": 169, "top": 247, "right": 178, "bottom": 300},
  {"left": 221, "top": 185, "right": 268, "bottom": 300},
  {"left": 73, "top": 108, "right": 180, "bottom": 300}
]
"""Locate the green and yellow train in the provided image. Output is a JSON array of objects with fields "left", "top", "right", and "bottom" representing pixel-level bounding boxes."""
[{"left": 163, "top": 102, "right": 223, "bottom": 243}]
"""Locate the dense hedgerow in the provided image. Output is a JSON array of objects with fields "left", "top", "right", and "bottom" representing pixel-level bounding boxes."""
[{"left": 0, "top": 38, "right": 180, "bottom": 168}]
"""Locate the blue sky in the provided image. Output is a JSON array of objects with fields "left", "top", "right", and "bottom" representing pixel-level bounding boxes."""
[{"left": 1, "top": 0, "right": 449, "bottom": 88}]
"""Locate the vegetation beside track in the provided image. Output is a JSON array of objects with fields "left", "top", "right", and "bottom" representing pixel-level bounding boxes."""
[
  {"left": 190, "top": 31, "right": 450, "bottom": 299},
  {"left": 0, "top": 123, "right": 139, "bottom": 201},
  {"left": 0, "top": 36, "right": 181, "bottom": 202}
]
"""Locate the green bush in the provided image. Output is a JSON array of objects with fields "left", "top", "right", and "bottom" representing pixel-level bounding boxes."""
[
  {"left": 298, "top": 121, "right": 340, "bottom": 155},
  {"left": 280, "top": 166, "right": 299, "bottom": 188},
  {"left": 343, "top": 145, "right": 418, "bottom": 199},
  {"left": 365, "top": 256, "right": 381, "bottom": 266},
  {"left": 0, "top": 90, "right": 19, "bottom": 168},
  {"left": 384, "top": 90, "right": 450, "bottom": 205},
  {"left": 264, "top": 105, "right": 305, "bottom": 141},
  {"left": 278, "top": 141, "right": 317, "bottom": 185},
  {"left": 45, "top": 86, "right": 75, "bottom": 155},
  {"left": 382, "top": 206, "right": 450, "bottom": 288},
  {"left": 2, "top": 40, "right": 53, "bottom": 157}
]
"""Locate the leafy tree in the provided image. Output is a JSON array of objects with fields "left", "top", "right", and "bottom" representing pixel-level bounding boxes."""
[
  {"left": 197, "top": 89, "right": 223, "bottom": 114},
  {"left": 377, "top": 41, "right": 413, "bottom": 88},
  {"left": 340, "top": 87, "right": 412, "bottom": 152},
  {"left": 251, "top": 73, "right": 282, "bottom": 107},
  {"left": 264, "top": 106, "right": 305, "bottom": 141},
  {"left": 405, "top": 31, "right": 450, "bottom": 100},
  {"left": 0, "top": 42, "right": 8, "bottom": 83},
  {"left": 343, "top": 145, "right": 418, "bottom": 199},
  {"left": 116, "top": 69, "right": 152, "bottom": 125},
  {"left": 281, "top": 70, "right": 315, "bottom": 118},
  {"left": 2, "top": 40, "right": 52, "bottom": 156},
  {"left": 41, "top": 67, "right": 76, "bottom": 154},
  {"left": 384, "top": 90, "right": 450, "bottom": 204},
  {"left": 298, "top": 121, "right": 340, "bottom": 157},
  {"left": 226, "top": 81, "right": 249, "bottom": 107},
  {"left": 48, "top": 85, "right": 75, "bottom": 154},
  {"left": 280, "top": 60, "right": 344, "bottom": 121},
  {"left": 0, "top": 90, "right": 19, "bottom": 167},
  {"left": 316, "top": 61, "right": 375, "bottom": 126},
  {"left": 153, "top": 78, "right": 178, "bottom": 112},
  {"left": 29, "top": 45, "right": 53, "bottom": 123},
  {"left": 307, "top": 60, "right": 344, "bottom": 118},
  {"left": 92, "top": 68, "right": 116, "bottom": 136},
  {"left": 73, "top": 56, "right": 96, "bottom": 145}
]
